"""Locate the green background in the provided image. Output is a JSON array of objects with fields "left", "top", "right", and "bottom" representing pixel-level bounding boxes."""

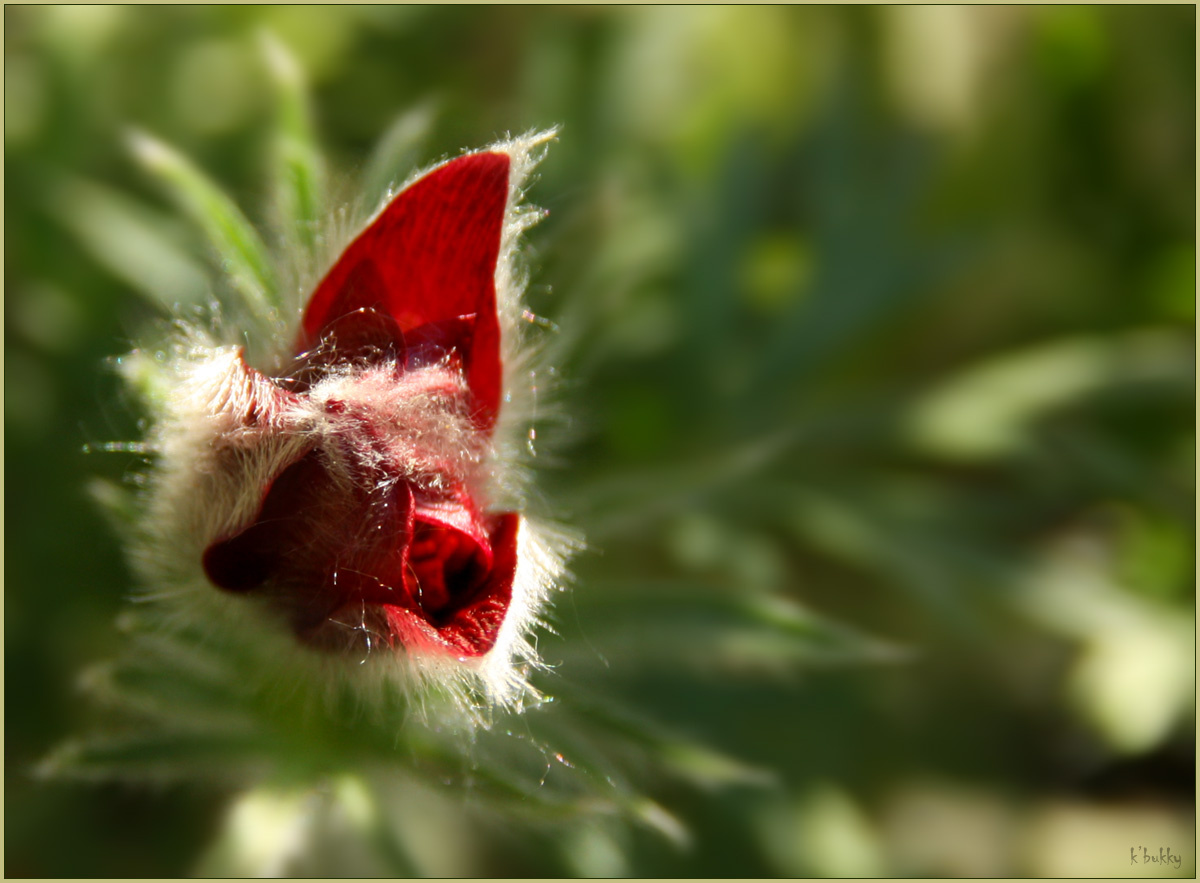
[{"left": 6, "top": 5, "right": 1195, "bottom": 877}]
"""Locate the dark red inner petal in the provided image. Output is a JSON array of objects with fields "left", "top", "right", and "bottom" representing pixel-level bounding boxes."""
[
  {"left": 202, "top": 445, "right": 520, "bottom": 657},
  {"left": 402, "top": 315, "right": 477, "bottom": 373},
  {"left": 284, "top": 260, "right": 405, "bottom": 393},
  {"left": 406, "top": 520, "right": 489, "bottom": 617},
  {"left": 202, "top": 451, "right": 332, "bottom": 595},
  {"left": 203, "top": 449, "right": 418, "bottom": 632},
  {"left": 441, "top": 511, "right": 521, "bottom": 655},
  {"left": 385, "top": 511, "right": 520, "bottom": 657},
  {"left": 297, "top": 152, "right": 510, "bottom": 431}
]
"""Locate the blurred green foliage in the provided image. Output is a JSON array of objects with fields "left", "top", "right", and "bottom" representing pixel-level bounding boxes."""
[{"left": 5, "top": 5, "right": 1194, "bottom": 877}]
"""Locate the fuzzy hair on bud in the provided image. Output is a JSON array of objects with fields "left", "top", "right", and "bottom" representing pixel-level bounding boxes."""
[{"left": 120, "top": 130, "right": 576, "bottom": 720}]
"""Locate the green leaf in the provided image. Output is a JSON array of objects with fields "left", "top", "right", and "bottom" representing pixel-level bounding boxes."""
[
  {"left": 261, "top": 31, "right": 326, "bottom": 258},
  {"left": 544, "top": 686, "right": 777, "bottom": 792},
  {"left": 37, "top": 729, "right": 269, "bottom": 784},
  {"left": 575, "top": 430, "right": 800, "bottom": 541},
  {"left": 127, "top": 129, "right": 279, "bottom": 321},
  {"left": 82, "top": 477, "right": 142, "bottom": 545},
  {"left": 192, "top": 777, "right": 425, "bottom": 877},
  {"left": 557, "top": 579, "right": 906, "bottom": 676},
  {"left": 42, "top": 174, "right": 210, "bottom": 313},
  {"left": 905, "top": 330, "right": 1194, "bottom": 462},
  {"left": 360, "top": 99, "right": 439, "bottom": 209}
]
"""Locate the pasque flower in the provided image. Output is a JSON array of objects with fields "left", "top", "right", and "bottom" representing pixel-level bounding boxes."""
[
  {"left": 203, "top": 152, "right": 521, "bottom": 655},
  {"left": 130, "top": 132, "right": 570, "bottom": 711}
]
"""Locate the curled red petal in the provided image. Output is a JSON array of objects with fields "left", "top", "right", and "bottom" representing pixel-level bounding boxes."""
[
  {"left": 202, "top": 448, "right": 418, "bottom": 633},
  {"left": 202, "top": 449, "right": 326, "bottom": 595},
  {"left": 202, "top": 444, "right": 520, "bottom": 657},
  {"left": 299, "top": 152, "right": 510, "bottom": 431},
  {"left": 404, "top": 519, "right": 490, "bottom": 618},
  {"left": 439, "top": 511, "right": 520, "bottom": 655},
  {"left": 385, "top": 511, "right": 519, "bottom": 657}
]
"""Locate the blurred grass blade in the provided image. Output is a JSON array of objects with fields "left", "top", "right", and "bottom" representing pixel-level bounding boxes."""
[
  {"left": 37, "top": 729, "right": 268, "bottom": 784},
  {"left": 193, "top": 785, "right": 323, "bottom": 878},
  {"left": 560, "top": 580, "right": 907, "bottom": 676},
  {"left": 577, "top": 430, "right": 800, "bottom": 540},
  {"left": 360, "top": 99, "right": 439, "bottom": 207},
  {"left": 261, "top": 31, "right": 325, "bottom": 256},
  {"left": 193, "top": 777, "right": 425, "bottom": 878},
  {"left": 127, "top": 129, "right": 279, "bottom": 319},
  {"left": 625, "top": 797, "right": 691, "bottom": 849},
  {"left": 83, "top": 477, "right": 142, "bottom": 545},
  {"left": 546, "top": 687, "right": 777, "bottom": 790},
  {"left": 43, "top": 174, "right": 210, "bottom": 312},
  {"left": 905, "top": 330, "right": 1196, "bottom": 462}
]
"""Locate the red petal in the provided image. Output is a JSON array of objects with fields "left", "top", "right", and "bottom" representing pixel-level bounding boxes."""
[
  {"left": 202, "top": 448, "right": 418, "bottom": 632},
  {"left": 202, "top": 446, "right": 519, "bottom": 657},
  {"left": 438, "top": 511, "right": 520, "bottom": 655},
  {"left": 385, "top": 512, "right": 520, "bottom": 657},
  {"left": 202, "top": 450, "right": 328, "bottom": 596},
  {"left": 297, "top": 259, "right": 406, "bottom": 370},
  {"left": 402, "top": 315, "right": 475, "bottom": 373},
  {"left": 413, "top": 485, "right": 490, "bottom": 546},
  {"left": 405, "top": 519, "right": 489, "bottom": 617},
  {"left": 401, "top": 489, "right": 495, "bottom": 625},
  {"left": 299, "top": 152, "right": 510, "bottom": 431}
]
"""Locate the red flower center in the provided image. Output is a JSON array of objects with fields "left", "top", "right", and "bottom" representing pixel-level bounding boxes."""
[
  {"left": 200, "top": 151, "right": 522, "bottom": 659},
  {"left": 203, "top": 429, "right": 520, "bottom": 657}
]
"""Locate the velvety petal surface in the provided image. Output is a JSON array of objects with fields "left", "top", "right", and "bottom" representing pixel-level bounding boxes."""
[
  {"left": 203, "top": 441, "right": 520, "bottom": 657},
  {"left": 385, "top": 511, "right": 520, "bottom": 657},
  {"left": 299, "top": 152, "right": 510, "bottom": 430}
]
